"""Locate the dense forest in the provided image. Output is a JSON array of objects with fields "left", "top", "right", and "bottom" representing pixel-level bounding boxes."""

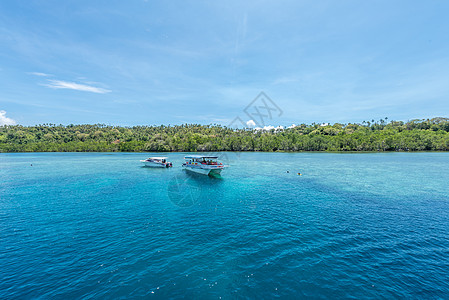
[{"left": 1, "top": 118, "right": 449, "bottom": 152}]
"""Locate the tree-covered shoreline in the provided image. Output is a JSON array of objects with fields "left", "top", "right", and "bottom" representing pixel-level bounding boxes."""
[{"left": 1, "top": 118, "right": 449, "bottom": 153}]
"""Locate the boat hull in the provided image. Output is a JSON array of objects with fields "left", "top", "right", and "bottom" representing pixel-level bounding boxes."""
[
  {"left": 182, "top": 165, "right": 224, "bottom": 176},
  {"left": 141, "top": 161, "right": 171, "bottom": 168}
]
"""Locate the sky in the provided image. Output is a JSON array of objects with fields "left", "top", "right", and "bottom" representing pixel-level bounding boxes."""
[{"left": 1, "top": 0, "right": 449, "bottom": 127}]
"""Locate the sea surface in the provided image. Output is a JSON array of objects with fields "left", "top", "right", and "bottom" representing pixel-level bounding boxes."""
[{"left": 1, "top": 152, "right": 449, "bottom": 299}]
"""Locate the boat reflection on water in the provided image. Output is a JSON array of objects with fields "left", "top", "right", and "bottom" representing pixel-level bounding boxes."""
[{"left": 167, "top": 170, "right": 224, "bottom": 207}]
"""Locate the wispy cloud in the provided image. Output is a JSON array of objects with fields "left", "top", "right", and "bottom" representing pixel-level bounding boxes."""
[
  {"left": 0, "top": 110, "right": 17, "bottom": 125},
  {"left": 28, "top": 72, "right": 51, "bottom": 77},
  {"left": 43, "top": 80, "right": 111, "bottom": 94},
  {"left": 272, "top": 76, "right": 300, "bottom": 85},
  {"left": 28, "top": 71, "right": 112, "bottom": 94}
]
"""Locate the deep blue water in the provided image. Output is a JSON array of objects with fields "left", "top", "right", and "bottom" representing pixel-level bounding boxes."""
[{"left": 1, "top": 152, "right": 449, "bottom": 299}]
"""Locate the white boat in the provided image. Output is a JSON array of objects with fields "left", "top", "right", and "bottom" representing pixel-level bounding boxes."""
[
  {"left": 182, "top": 155, "right": 227, "bottom": 176},
  {"left": 140, "top": 157, "right": 173, "bottom": 168}
]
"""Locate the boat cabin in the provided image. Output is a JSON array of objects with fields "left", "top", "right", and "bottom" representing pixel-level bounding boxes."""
[
  {"left": 148, "top": 157, "right": 167, "bottom": 163},
  {"left": 184, "top": 155, "right": 220, "bottom": 165}
]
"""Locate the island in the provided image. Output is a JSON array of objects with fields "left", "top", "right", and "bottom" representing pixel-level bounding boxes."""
[{"left": 1, "top": 117, "right": 448, "bottom": 152}]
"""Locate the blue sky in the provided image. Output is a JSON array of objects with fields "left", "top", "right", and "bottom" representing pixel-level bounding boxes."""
[{"left": 1, "top": 0, "right": 449, "bottom": 126}]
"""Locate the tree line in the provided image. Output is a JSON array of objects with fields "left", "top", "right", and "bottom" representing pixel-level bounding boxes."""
[{"left": 1, "top": 117, "right": 449, "bottom": 152}]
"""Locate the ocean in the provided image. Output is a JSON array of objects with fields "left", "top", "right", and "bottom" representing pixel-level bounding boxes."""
[{"left": 1, "top": 152, "right": 448, "bottom": 298}]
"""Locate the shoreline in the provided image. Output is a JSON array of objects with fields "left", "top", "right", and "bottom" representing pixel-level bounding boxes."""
[{"left": 2, "top": 150, "right": 449, "bottom": 154}]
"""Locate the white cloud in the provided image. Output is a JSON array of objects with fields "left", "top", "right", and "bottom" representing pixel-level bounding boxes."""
[
  {"left": 29, "top": 72, "right": 51, "bottom": 77},
  {"left": 0, "top": 110, "right": 17, "bottom": 125},
  {"left": 253, "top": 125, "right": 285, "bottom": 131},
  {"left": 43, "top": 80, "right": 111, "bottom": 94},
  {"left": 275, "top": 125, "right": 284, "bottom": 131},
  {"left": 246, "top": 119, "right": 256, "bottom": 127}
]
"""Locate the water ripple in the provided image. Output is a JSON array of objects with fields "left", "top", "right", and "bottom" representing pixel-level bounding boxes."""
[{"left": 1, "top": 152, "right": 449, "bottom": 298}]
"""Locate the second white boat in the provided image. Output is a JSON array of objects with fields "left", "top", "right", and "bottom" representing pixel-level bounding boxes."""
[{"left": 141, "top": 157, "right": 173, "bottom": 168}]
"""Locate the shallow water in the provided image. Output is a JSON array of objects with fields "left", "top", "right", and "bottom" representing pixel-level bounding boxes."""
[{"left": 1, "top": 152, "right": 449, "bottom": 298}]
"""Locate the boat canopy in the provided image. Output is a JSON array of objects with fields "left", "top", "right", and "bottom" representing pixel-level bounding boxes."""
[
  {"left": 148, "top": 157, "right": 168, "bottom": 160},
  {"left": 184, "top": 155, "right": 218, "bottom": 159}
]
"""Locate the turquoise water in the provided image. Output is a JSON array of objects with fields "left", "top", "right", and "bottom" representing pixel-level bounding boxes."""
[{"left": 1, "top": 152, "right": 449, "bottom": 298}]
